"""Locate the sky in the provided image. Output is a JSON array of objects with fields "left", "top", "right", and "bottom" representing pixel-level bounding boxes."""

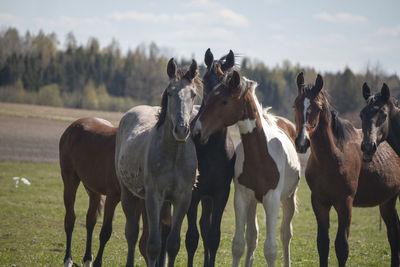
[{"left": 1, "top": 0, "right": 400, "bottom": 74}]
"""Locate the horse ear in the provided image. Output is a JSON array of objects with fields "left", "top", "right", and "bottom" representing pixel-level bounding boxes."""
[
  {"left": 229, "top": 70, "right": 241, "bottom": 95},
  {"left": 381, "top": 83, "right": 390, "bottom": 101},
  {"left": 167, "top": 58, "right": 177, "bottom": 79},
  {"left": 362, "top": 82, "right": 371, "bottom": 101},
  {"left": 313, "top": 74, "right": 323, "bottom": 95},
  {"left": 223, "top": 50, "right": 235, "bottom": 70},
  {"left": 204, "top": 48, "right": 214, "bottom": 68},
  {"left": 296, "top": 72, "right": 304, "bottom": 93},
  {"left": 185, "top": 59, "right": 198, "bottom": 81}
]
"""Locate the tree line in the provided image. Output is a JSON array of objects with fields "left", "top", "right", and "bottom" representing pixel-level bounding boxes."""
[{"left": 0, "top": 27, "right": 399, "bottom": 121}]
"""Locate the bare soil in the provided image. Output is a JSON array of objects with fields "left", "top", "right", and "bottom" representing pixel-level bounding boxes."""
[{"left": 0, "top": 103, "right": 123, "bottom": 163}]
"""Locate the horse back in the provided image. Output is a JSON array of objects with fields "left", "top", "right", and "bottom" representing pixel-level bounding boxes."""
[
  {"left": 59, "top": 117, "right": 118, "bottom": 195},
  {"left": 275, "top": 116, "right": 296, "bottom": 144}
]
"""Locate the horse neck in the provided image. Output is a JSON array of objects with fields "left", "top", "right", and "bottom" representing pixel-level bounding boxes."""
[
  {"left": 237, "top": 93, "right": 271, "bottom": 163},
  {"left": 157, "top": 118, "right": 181, "bottom": 156},
  {"left": 309, "top": 107, "right": 339, "bottom": 157},
  {"left": 387, "top": 108, "right": 400, "bottom": 156}
]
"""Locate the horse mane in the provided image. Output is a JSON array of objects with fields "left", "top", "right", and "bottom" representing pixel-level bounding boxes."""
[
  {"left": 307, "top": 87, "right": 357, "bottom": 150},
  {"left": 156, "top": 68, "right": 202, "bottom": 128}
]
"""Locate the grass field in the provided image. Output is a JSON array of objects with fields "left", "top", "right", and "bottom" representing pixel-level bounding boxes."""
[{"left": 0, "top": 161, "right": 396, "bottom": 266}]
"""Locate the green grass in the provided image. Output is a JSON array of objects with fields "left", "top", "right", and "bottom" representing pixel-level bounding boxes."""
[{"left": 0, "top": 161, "right": 396, "bottom": 266}]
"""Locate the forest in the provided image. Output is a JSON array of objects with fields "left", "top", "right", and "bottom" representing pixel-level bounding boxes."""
[{"left": 0, "top": 27, "right": 399, "bottom": 122}]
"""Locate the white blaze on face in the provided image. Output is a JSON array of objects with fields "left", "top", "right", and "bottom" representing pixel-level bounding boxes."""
[
  {"left": 237, "top": 118, "right": 257, "bottom": 134},
  {"left": 301, "top": 98, "right": 310, "bottom": 139}
]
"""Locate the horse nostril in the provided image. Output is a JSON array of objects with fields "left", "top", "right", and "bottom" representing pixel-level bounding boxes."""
[
  {"left": 372, "top": 142, "right": 377, "bottom": 153},
  {"left": 361, "top": 141, "right": 366, "bottom": 152}
]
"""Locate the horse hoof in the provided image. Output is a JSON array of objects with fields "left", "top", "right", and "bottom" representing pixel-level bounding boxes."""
[
  {"left": 64, "top": 258, "right": 73, "bottom": 267},
  {"left": 84, "top": 259, "right": 93, "bottom": 267}
]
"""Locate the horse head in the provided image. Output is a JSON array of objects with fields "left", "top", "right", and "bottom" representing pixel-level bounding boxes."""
[
  {"left": 293, "top": 72, "right": 324, "bottom": 153},
  {"left": 157, "top": 58, "right": 199, "bottom": 142},
  {"left": 360, "top": 82, "right": 396, "bottom": 162},
  {"left": 195, "top": 70, "right": 256, "bottom": 144}
]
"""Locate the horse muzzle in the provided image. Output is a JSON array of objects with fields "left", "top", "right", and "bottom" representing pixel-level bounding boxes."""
[
  {"left": 361, "top": 141, "right": 377, "bottom": 162},
  {"left": 173, "top": 124, "right": 190, "bottom": 142},
  {"left": 295, "top": 136, "right": 310, "bottom": 154}
]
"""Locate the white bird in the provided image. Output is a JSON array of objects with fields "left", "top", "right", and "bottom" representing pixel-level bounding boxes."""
[
  {"left": 20, "top": 177, "right": 31, "bottom": 186},
  {"left": 12, "top": 177, "right": 19, "bottom": 188}
]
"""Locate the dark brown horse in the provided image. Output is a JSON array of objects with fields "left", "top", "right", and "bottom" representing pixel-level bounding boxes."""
[
  {"left": 293, "top": 72, "right": 400, "bottom": 267},
  {"left": 360, "top": 82, "right": 400, "bottom": 160},
  {"left": 60, "top": 117, "right": 150, "bottom": 267}
]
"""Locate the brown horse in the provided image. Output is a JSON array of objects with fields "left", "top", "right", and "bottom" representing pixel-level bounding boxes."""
[
  {"left": 293, "top": 72, "right": 400, "bottom": 267},
  {"left": 360, "top": 82, "right": 400, "bottom": 160},
  {"left": 60, "top": 117, "right": 151, "bottom": 267}
]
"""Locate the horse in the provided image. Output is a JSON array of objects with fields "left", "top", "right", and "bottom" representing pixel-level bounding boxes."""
[
  {"left": 194, "top": 70, "right": 301, "bottom": 267},
  {"left": 59, "top": 117, "right": 126, "bottom": 267},
  {"left": 59, "top": 117, "right": 158, "bottom": 267},
  {"left": 185, "top": 48, "right": 236, "bottom": 267},
  {"left": 115, "top": 58, "right": 199, "bottom": 267},
  {"left": 360, "top": 82, "right": 400, "bottom": 160},
  {"left": 293, "top": 72, "right": 400, "bottom": 267}
]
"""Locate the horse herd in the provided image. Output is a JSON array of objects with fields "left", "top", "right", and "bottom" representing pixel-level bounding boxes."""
[{"left": 59, "top": 49, "right": 400, "bottom": 267}]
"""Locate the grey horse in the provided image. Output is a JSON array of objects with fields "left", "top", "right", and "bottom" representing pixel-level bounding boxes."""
[{"left": 115, "top": 58, "right": 199, "bottom": 267}]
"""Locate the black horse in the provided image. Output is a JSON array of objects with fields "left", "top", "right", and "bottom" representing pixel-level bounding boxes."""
[
  {"left": 360, "top": 82, "right": 400, "bottom": 160},
  {"left": 185, "top": 49, "right": 236, "bottom": 267}
]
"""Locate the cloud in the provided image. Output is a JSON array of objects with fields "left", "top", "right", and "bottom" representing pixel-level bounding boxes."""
[
  {"left": 183, "top": 0, "right": 249, "bottom": 28},
  {"left": 219, "top": 9, "right": 249, "bottom": 27},
  {"left": 0, "top": 13, "right": 21, "bottom": 25},
  {"left": 374, "top": 25, "right": 400, "bottom": 37},
  {"left": 108, "top": 11, "right": 204, "bottom": 23},
  {"left": 313, "top": 12, "right": 367, "bottom": 24}
]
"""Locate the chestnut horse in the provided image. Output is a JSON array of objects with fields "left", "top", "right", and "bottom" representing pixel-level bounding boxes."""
[
  {"left": 60, "top": 118, "right": 122, "bottom": 267},
  {"left": 194, "top": 70, "right": 300, "bottom": 267},
  {"left": 60, "top": 117, "right": 154, "bottom": 267},
  {"left": 185, "top": 48, "right": 236, "bottom": 267},
  {"left": 293, "top": 72, "right": 400, "bottom": 267},
  {"left": 360, "top": 82, "right": 400, "bottom": 160},
  {"left": 115, "top": 59, "right": 199, "bottom": 267}
]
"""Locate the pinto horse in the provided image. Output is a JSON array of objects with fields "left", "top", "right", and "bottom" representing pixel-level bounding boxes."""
[
  {"left": 195, "top": 70, "right": 300, "bottom": 267},
  {"left": 115, "top": 58, "right": 199, "bottom": 267},
  {"left": 185, "top": 48, "right": 236, "bottom": 267},
  {"left": 360, "top": 82, "right": 400, "bottom": 160},
  {"left": 293, "top": 72, "right": 400, "bottom": 267}
]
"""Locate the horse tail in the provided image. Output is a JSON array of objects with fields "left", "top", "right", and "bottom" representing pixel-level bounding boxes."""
[{"left": 97, "top": 195, "right": 106, "bottom": 218}]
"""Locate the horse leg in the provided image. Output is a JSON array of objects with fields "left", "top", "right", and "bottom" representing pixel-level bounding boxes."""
[
  {"left": 280, "top": 192, "right": 296, "bottom": 267},
  {"left": 207, "top": 188, "right": 231, "bottom": 267},
  {"left": 83, "top": 189, "right": 101, "bottom": 266},
  {"left": 62, "top": 170, "right": 80, "bottom": 267},
  {"left": 311, "top": 194, "right": 331, "bottom": 267},
  {"left": 262, "top": 190, "right": 281, "bottom": 267},
  {"left": 244, "top": 199, "right": 258, "bottom": 267},
  {"left": 232, "top": 184, "right": 252, "bottom": 267},
  {"left": 146, "top": 189, "right": 162, "bottom": 267},
  {"left": 139, "top": 199, "right": 149, "bottom": 265},
  {"left": 333, "top": 197, "right": 353, "bottom": 267},
  {"left": 121, "top": 184, "right": 140, "bottom": 267},
  {"left": 200, "top": 197, "right": 212, "bottom": 267},
  {"left": 93, "top": 194, "right": 120, "bottom": 267},
  {"left": 379, "top": 195, "right": 400, "bottom": 267},
  {"left": 185, "top": 193, "right": 201, "bottom": 267},
  {"left": 166, "top": 192, "right": 192, "bottom": 267},
  {"left": 158, "top": 202, "right": 172, "bottom": 267}
]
